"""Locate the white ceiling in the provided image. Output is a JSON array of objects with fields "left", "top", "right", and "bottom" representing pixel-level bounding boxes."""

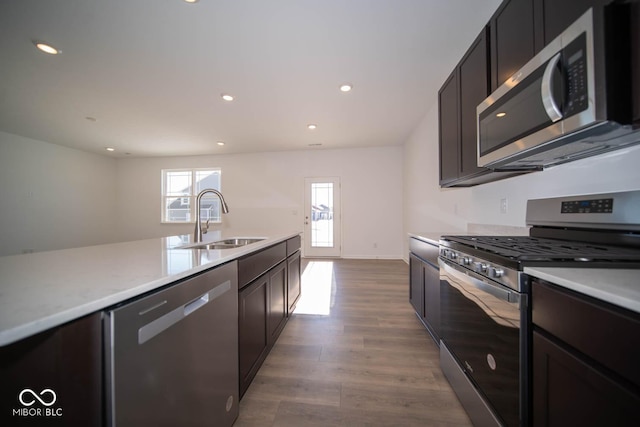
[{"left": 0, "top": 0, "right": 500, "bottom": 157}]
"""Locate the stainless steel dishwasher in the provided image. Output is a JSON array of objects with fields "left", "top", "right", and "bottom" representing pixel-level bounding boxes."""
[{"left": 105, "top": 261, "right": 238, "bottom": 427}]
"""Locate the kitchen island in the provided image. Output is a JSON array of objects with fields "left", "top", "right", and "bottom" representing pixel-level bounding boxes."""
[
  {"left": 0, "top": 230, "right": 300, "bottom": 427},
  {"left": 0, "top": 230, "right": 298, "bottom": 347}
]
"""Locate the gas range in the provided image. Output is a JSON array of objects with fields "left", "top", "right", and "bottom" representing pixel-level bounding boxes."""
[
  {"left": 439, "top": 234, "right": 640, "bottom": 292},
  {"left": 438, "top": 190, "right": 640, "bottom": 427}
]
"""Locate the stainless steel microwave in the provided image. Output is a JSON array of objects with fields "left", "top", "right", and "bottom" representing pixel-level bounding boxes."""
[{"left": 477, "top": 5, "right": 639, "bottom": 170}]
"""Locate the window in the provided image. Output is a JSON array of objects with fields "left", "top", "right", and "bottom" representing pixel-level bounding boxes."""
[{"left": 162, "top": 169, "right": 222, "bottom": 223}]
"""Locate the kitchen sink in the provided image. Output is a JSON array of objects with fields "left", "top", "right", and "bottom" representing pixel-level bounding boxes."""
[
  {"left": 178, "top": 237, "right": 265, "bottom": 250},
  {"left": 214, "top": 238, "right": 265, "bottom": 246}
]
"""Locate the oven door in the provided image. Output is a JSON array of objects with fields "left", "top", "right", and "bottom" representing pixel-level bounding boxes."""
[{"left": 439, "top": 257, "right": 526, "bottom": 427}]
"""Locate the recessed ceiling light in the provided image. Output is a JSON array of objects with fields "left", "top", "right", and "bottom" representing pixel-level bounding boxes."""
[
  {"left": 307, "top": 124, "right": 317, "bottom": 130},
  {"left": 340, "top": 84, "right": 353, "bottom": 92},
  {"left": 496, "top": 112, "right": 507, "bottom": 118},
  {"left": 34, "top": 41, "right": 60, "bottom": 55},
  {"left": 221, "top": 94, "right": 234, "bottom": 101},
  {"left": 216, "top": 141, "right": 225, "bottom": 146},
  {"left": 105, "top": 147, "right": 115, "bottom": 152},
  {"left": 183, "top": 0, "right": 199, "bottom": 3}
]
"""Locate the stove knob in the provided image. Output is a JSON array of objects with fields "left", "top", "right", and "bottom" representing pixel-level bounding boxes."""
[
  {"left": 488, "top": 266, "right": 504, "bottom": 278},
  {"left": 448, "top": 251, "right": 458, "bottom": 260},
  {"left": 474, "top": 262, "right": 487, "bottom": 273},
  {"left": 461, "top": 257, "right": 471, "bottom": 266}
]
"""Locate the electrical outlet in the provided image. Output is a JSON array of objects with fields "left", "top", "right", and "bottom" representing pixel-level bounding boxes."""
[{"left": 500, "top": 198, "right": 508, "bottom": 214}]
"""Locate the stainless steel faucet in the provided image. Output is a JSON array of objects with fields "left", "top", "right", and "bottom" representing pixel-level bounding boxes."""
[{"left": 194, "top": 189, "right": 229, "bottom": 243}]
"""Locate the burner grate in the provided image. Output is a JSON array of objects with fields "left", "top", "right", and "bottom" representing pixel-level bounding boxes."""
[{"left": 445, "top": 235, "right": 640, "bottom": 262}]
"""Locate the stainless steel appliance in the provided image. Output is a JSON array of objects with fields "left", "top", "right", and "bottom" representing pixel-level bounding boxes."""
[
  {"left": 439, "top": 190, "right": 640, "bottom": 426},
  {"left": 105, "top": 261, "right": 239, "bottom": 427},
  {"left": 477, "top": 4, "right": 639, "bottom": 171}
]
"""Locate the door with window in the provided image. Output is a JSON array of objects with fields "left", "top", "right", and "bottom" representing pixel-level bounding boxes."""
[{"left": 304, "top": 177, "right": 341, "bottom": 257}]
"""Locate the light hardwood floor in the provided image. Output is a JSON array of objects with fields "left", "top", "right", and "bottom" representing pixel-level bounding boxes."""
[{"left": 235, "top": 258, "right": 472, "bottom": 427}]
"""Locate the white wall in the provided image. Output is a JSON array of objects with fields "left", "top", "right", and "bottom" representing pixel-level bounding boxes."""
[
  {"left": 0, "top": 131, "right": 119, "bottom": 256},
  {"left": 115, "top": 146, "right": 404, "bottom": 259},
  {"left": 403, "top": 100, "right": 640, "bottom": 259}
]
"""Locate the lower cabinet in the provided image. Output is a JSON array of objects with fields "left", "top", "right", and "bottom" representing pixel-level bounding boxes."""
[
  {"left": 267, "top": 261, "right": 287, "bottom": 345},
  {"left": 287, "top": 250, "right": 301, "bottom": 315},
  {"left": 239, "top": 270, "right": 270, "bottom": 397},
  {"left": 408, "top": 238, "right": 441, "bottom": 345},
  {"left": 0, "top": 313, "right": 103, "bottom": 427},
  {"left": 532, "top": 278, "right": 640, "bottom": 426},
  {"left": 409, "top": 254, "right": 440, "bottom": 344},
  {"left": 238, "top": 236, "right": 301, "bottom": 397}
]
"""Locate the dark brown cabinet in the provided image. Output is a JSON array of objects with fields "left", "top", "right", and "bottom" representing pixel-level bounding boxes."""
[
  {"left": 408, "top": 238, "right": 440, "bottom": 344},
  {"left": 238, "top": 272, "right": 269, "bottom": 397},
  {"left": 533, "top": 0, "right": 610, "bottom": 49},
  {"left": 531, "top": 278, "right": 640, "bottom": 426},
  {"left": 287, "top": 250, "right": 301, "bottom": 315},
  {"left": 0, "top": 313, "right": 103, "bottom": 427},
  {"left": 238, "top": 236, "right": 301, "bottom": 397},
  {"left": 439, "top": 71, "right": 460, "bottom": 184},
  {"left": 439, "top": 28, "right": 491, "bottom": 186},
  {"left": 459, "top": 29, "right": 491, "bottom": 178},
  {"left": 267, "top": 261, "right": 287, "bottom": 345},
  {"left": 490, "top": 0, "right": 537, "bottom": 90}
]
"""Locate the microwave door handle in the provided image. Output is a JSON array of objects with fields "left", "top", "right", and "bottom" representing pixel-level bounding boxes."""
[{"left": 541, "top": 52, "right": 563, "bottom": 122}]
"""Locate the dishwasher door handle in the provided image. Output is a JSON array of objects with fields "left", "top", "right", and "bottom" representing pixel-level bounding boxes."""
[
  {"left": 184, "top": 293, "right": 209, "bottom": 316},
  {"left": 138, "top": 280, "right": 231, "bottom": 345}
]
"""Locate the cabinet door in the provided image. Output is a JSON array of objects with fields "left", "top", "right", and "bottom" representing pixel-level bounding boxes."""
[
  {"left": 459, "top": 28, "right": 490, "bottom": 177},
  {"left": 535, "top": 0, "right": 610, "bottom": 48},
  {"left": 0, "top": 313, "right": 102, "bottom": 427},
  {"left": 267, "top": 261, "right": 287, "bottom": 345},
  {"left": 423, "top": 260, "right": 440, "bottom": 344},
  {"left": 491, "top": 0, "right": 537, "bottom": 90},
  {"left": 409, "top": 254, "right": 424, "bottom": 317},
  {"left": 239, "top": 273, "right": 268, "bottom": 397},
  {"left": 287, "top": 251, "right": 301, "bottom": 315},
  {"left": 439, "top": 70, "right": 460, "bottom": 184},
  {"left": 533, "top": 330, "right": 640, "bottom": 426}
]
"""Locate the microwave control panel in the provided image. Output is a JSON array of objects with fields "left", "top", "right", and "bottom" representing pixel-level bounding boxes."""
[{"left": 563, "top": 32, "right": 588, "bottom": 117}]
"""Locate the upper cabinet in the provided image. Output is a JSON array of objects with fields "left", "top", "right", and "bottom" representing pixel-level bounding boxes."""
[
  {"left": 439, "top": 27, "right": 528, "bottom": 187},
  {"left": 438, "top": 0, "right": 634, "bottom": 188},
  {"left": 490, "top": 0, "right": 537, "bottom": 91},
  {"left": 533, "top": 0, "right": 611, "bottom": 49},
  {"left": 438, "top": 70, "right": 460, "bottom": 185},
  {"left": 439, "top": 29, "right": 491, "bottom": 186}
]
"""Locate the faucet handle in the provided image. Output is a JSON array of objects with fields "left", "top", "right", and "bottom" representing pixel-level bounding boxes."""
[{"left": 202, "top": 218, "right": 210, "bottom": 234}]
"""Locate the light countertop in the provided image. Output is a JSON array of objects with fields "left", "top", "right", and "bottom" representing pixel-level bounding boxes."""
[
  {"left": 408, "top": 232, "right": 453, "bottom": 246},
  {"left": 0, "top": 230, "right": 299, "bottom": 347},
  {"left": 524, "top": 267, "right": 640, "bottom": 315}
]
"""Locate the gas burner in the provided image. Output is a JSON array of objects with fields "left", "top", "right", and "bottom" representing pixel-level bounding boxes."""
[{"left": 443, "top": 235, "right": 640, "bottom": 264}]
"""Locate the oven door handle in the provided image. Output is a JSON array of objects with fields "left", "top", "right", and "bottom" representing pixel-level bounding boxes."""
[{"left": 439, "top": 258, "right": 520, "bottom": 304}]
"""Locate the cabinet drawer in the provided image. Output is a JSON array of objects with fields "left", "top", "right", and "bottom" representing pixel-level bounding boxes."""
[
  {"left": 238, "top": 242, "right": 286, "bottom": 289},
  {"left": 286, "top": 235, "right": 301, "bottom": 256},
  {"left": 409, "top": 237, "right": 439, "bottom": 265},
  {"left": 532, "top": 279, "right": 640, "bottom": 387}
]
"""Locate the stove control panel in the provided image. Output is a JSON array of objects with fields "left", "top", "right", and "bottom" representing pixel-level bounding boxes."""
[
  {"left": 440, "top": 247, "right": 521, "bottom": 292},
  {"left": 561, "top": 197, "right": 613, "bottom": 214}
]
